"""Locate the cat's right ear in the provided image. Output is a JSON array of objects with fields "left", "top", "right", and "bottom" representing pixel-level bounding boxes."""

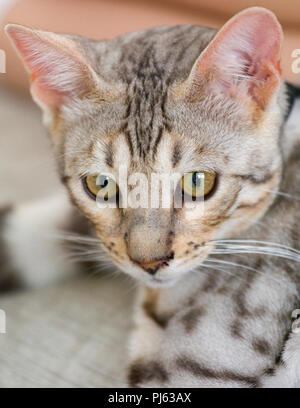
[
  {"left": 181, "top": 7, "right": 283, "bottom": 112},
  {"left": 5, "top": 24, "right": 105, "bottom": 113}
]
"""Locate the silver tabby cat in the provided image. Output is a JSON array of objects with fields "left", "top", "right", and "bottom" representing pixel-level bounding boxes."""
[{"left": 1, "top": 7, "right": 300, "bottom": 387}]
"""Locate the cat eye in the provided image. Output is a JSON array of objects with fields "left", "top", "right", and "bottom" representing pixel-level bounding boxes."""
[
  {"left": 181, "top": 171, "right": 216, "bottom": 200},
  {"left": 83, "top": 174, "right": 119, "bottom": 201}
]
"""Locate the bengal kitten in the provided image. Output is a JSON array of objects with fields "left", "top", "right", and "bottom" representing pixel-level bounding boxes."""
[{"left": 2, "top": 7, "right": 300, "bottom": 387}]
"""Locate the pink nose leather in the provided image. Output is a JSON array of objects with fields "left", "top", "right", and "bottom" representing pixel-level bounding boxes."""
[{"left": 139, "top": 253, "right": 174, "bottom": 275}]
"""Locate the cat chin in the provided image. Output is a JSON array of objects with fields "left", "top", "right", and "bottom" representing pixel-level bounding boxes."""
[
  {"left": 142, "top": 275, "right": 180, "bottom": 289},
  {"left": 119, "top": 264, "right": 182, "bottom": 288}
]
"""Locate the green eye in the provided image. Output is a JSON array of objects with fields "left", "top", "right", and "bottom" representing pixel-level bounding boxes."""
[
  {"left": 84, "top": 174, "right": 119, "bottom": 201},
  {"left": 181, "top": 171, "right": 216, "bottom": 199}
]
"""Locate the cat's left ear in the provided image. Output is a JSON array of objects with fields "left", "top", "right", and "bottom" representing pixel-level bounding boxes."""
[
  {"left": 5, "top": 24, "right": 105, "bottom": 112},
  {"left": 185, "top": 7, "right": 283, "bottom": 110}
]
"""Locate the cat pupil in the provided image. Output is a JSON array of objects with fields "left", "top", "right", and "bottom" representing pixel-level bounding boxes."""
[
  {"left": 97, "top": 176, "right": 109, "bottom": 189},
  {"left": 192, "top": 172, "right": 203, "bottom": 187}
]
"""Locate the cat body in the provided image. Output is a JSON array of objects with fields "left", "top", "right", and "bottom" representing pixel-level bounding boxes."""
[
  {"left": 129, "top": 94, "right": 300, "bottom": 388},
  {"left": 2, "top": 7, "right": 300, "bottom": 387}
]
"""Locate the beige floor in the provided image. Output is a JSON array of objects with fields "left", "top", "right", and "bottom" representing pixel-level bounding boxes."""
[{"left": 0, "top": 81, "right": 134, "bottom": 387}]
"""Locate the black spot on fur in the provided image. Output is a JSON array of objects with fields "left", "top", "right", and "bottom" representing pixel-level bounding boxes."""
[
  {"left": 143, "top": 296, "right": 171, "bottom": 328},
  {"left": 252, "top": 338, "right": 271, "bottom": 356},
  {"left": 128, "top": 359, "right": 169, "bottom": 387},
  {"left": 176, "top": 355, "right": 258, "bottom": 387},
  {"left": 172, "top": 143, "right": 182, "bottom": 167},
  {"left": 264, "top": 367, "right": 276, "bottom": 376},
  {"left": 230, "top": 321, "right": 244, "bottom": 339},
  {"left": 201, "top": 270, "right": 220, "bottom": 292},
  {"left": 230, "top": 266, "right": 260, "bottom": 334},
  {"left": 181, "top": 306, "right": 206, "bottom": 333},
  {"left": 105, "top": 141, "right": 114, "bottom": 168},
  {"left": 166, "top": 230, "right": 175, "bottom": 247}
]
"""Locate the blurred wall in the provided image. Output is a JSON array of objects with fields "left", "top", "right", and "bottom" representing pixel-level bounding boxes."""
[{"left": 0, "top": 0, "right": 299, "bottom": 91}]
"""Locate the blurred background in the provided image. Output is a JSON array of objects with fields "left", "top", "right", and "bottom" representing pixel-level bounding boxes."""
[
  {"left": 1, "top": 0, "right": 300, "bottom": 90},
  {"left": 0, "top": 0, "right": 299, "bottom": 388}
]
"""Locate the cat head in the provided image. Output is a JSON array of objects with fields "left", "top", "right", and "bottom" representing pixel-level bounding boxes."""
[{"left": 6, "top": 7, "right": 286, "bottom": 287}]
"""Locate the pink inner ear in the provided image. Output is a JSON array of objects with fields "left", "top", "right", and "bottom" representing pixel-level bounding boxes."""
[
  {"left": 6, "top": 24, "right": 90, "bottom": 110},
  {"left": 194, "top": 8, "right": 283, "bottom": 107},
  {"left": 7, "top": 26, "right": 56, "bottom": 77},
  {"left": 31, "top": 79, "right": 63, "bottom": 110}
]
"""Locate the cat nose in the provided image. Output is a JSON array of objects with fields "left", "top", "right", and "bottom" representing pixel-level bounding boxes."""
[{"left": 139, "top": 252, "right": 174, "bottom": 275}]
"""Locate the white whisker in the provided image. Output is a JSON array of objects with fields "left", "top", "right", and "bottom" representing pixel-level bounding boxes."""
[
  {"left": 205, "top": 258, "right": 259, "bottom": 273},
  {"left": 212, "top": 239, "right": 300, "bottom": 254},
  {"left": 204, "top": 257, "right": 292, "bottom": 288},
  {"left": 262, "top": 188, "right": 300, "bottom": 202},
  {"left": 211, "top": 248, "right": 300, "bottom": 263}
]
